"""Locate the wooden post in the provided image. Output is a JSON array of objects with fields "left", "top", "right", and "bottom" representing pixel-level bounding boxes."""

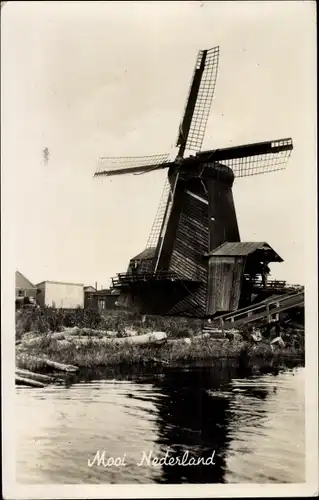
[
  {"left": 275, "top": 301, "right": 280, "bottom": 322},
  {"left": 220, "top": 317, "right": 224, "bottom": 337},
  {"left": 266, "top": 303, "right": 271, "bottom": 323}
]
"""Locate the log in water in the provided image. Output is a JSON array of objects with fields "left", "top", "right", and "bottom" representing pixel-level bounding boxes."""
[
  {"left": 18, "top": 355, "right": 79, "bottom": 373},
  {"left": 43, "top": 359, "right": 79, "bottom": 372},
  {"left": 15, "top": 376, "right": 46, "bottom": 388},
  {"left": 15, "top": 369, "right": 53, "bottom": 384}
]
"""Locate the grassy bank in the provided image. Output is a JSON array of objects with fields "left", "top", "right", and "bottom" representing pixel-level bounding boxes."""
[
  {"left": 16, "top": 308, "right": 304, "bottom": 378},
  {"left": 16, "top": 330, "right": 304, "bottom": 373},
  {"left": 16, "top": 307, "right": 204, "bottom": 340}
]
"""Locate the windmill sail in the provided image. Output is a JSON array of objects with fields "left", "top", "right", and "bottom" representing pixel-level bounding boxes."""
[
  {"left": 176, "top": 47, "right": 220, "bottom": 155},
  {"left": 197, "top": 138, "right": 293, "bottom": 177},
  {"left": 93, "top": 42, "right": 297, "bottom": 318},
  {"left": 94, "top": 153, "right": 171, "bottom": 177},
  {"left": 138, "top": 178, "right": 172, "bottom": 272},
  {"left": 149, "top": 47, "right": 220, "bottom": 273}
]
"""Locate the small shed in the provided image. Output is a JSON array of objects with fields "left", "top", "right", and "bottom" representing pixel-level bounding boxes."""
[
  {"left": 84, "top": 288, "right": 120, "bottom": 310},
  {"left": 127, "top": 247, "right": 156, "bottom": 274},
  {"left": 36, "top": 281, "right": 84, "bottom": 309},
  {"left": 204, "top": 242, "right": 283, "bottom": 316},
  {"left": 84, "top": 286, "right": 97, "bottom": 308}
]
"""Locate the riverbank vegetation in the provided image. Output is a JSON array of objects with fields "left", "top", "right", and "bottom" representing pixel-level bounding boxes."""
[
  {"left": 16, "top": 307, "right": 203, "bottom": 340},
  {"left": 16, "top": 307, "right": 304, "bottom": 379},
  {"left": 17, "top": 333, "right": 304, "bottom": 370}
]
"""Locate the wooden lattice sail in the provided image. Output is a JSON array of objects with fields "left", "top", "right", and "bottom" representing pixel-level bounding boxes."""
[{"left": 94, "top": 46, "right": 294, "bottom": 317}]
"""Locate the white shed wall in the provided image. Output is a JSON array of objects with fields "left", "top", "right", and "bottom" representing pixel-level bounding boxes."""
[{"left": 44, "top": 282, "right": 84, "bottom": 309}]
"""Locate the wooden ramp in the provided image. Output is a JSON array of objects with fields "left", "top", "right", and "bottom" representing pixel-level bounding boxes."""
[{"left": 207, "top": 290, "right": 304, "bottom": 330}]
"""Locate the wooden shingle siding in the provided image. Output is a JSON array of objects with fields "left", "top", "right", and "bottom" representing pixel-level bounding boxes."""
[
  {"left": 170, "top": 251, "right": 204, "bottom": 281},
  {"left": 168, "top": 180, "right": 209, "bottom": 315},
  {"left": 170, "top": 191, "right": 208, "bottom": 278},
  {"left": 177, "top": 216, "right": 208, "bottom": 246},
  {"left": 168, "top": 283, "right": 207, "bottom": 316}
]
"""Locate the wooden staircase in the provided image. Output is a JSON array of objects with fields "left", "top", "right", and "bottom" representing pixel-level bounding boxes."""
[{"left": 203, "top": 289, "right": 304, "bottom": 334}]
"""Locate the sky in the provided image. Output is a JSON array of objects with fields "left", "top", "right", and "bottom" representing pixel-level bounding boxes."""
[{"left": 2, "top": 0, "right": 316, "bottom": 289}]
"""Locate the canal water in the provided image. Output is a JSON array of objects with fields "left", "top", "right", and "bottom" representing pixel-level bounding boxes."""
[{"left": 16, "top": 365, "right": 304, "bottom": 484}]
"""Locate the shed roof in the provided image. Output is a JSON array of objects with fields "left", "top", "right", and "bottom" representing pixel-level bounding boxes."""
[
  {"left": 16, "top": 271, "right": 37, "bottom": 290},
  {"left": 131, "top": 247, "right": 156, "bottom": 261},
  {"left": 205, "top": 242, "right": 283, "bottom": 262},
  {"left": 36, "top": 280, "right": 84, "bottom": 287}
]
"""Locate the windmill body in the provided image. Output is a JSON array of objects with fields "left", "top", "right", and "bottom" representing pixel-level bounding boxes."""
[{"left": 95, "top": 48, "right": 293, "bottom": 317}]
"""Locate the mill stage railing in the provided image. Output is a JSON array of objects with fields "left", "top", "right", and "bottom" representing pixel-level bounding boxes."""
[
  {"left": 245, "top": 277, "right": 299, "bottom": 288},
  {"left": 252, "top": 279, "right": 286, "bottom": 289},
  {"left": 111, "top": 271, "right": 198, "bottom": 287}
]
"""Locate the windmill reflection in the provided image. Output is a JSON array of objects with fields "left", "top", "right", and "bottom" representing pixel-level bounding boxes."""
[
  {"left": 134, "top": 364, "right": 271, "bottom": 484},
  {"left": 153, "top": 366, "right": 232, "bottom": 483}
]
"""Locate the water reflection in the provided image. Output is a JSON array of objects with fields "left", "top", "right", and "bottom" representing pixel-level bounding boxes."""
[
  {"left": 130, "top": 364, "right": 273, "bottom": 484},
  {"left": 16, "top": 364, "right": 304, "bottom": 484},
  {"left": 154, "top": 371, "right": 231, "bottom": 483}
]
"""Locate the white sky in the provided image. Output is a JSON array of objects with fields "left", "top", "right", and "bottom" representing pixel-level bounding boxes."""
[{"left": 2, "top": 0, "right": 316, "bottom": 288}]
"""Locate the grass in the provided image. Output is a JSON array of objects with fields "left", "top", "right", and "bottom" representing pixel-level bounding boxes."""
[
  {"left": 16, "top": 307, "right": 305, "bottom": 377},
  {"left": 16, "top": 307, "right": 204, "bottom": 340},
  {"left": 15, "top": 307, "right": 102, "bottom": 339},
  {"left": 16, "top": 332, "right": 304, "bottom": 371}
]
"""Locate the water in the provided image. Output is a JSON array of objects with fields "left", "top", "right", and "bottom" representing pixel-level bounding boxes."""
[{"left": 16, "top": 365, "right": 305, "bottom": 484}]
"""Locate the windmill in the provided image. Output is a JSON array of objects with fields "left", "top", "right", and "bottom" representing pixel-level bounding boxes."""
[{"left": 94, "top": 47, "right": 293, "bottom": 317}]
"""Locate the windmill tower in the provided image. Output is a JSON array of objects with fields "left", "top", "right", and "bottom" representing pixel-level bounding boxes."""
[{"left": 95, "top": 47, "right": 293, "bottom": 317}]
